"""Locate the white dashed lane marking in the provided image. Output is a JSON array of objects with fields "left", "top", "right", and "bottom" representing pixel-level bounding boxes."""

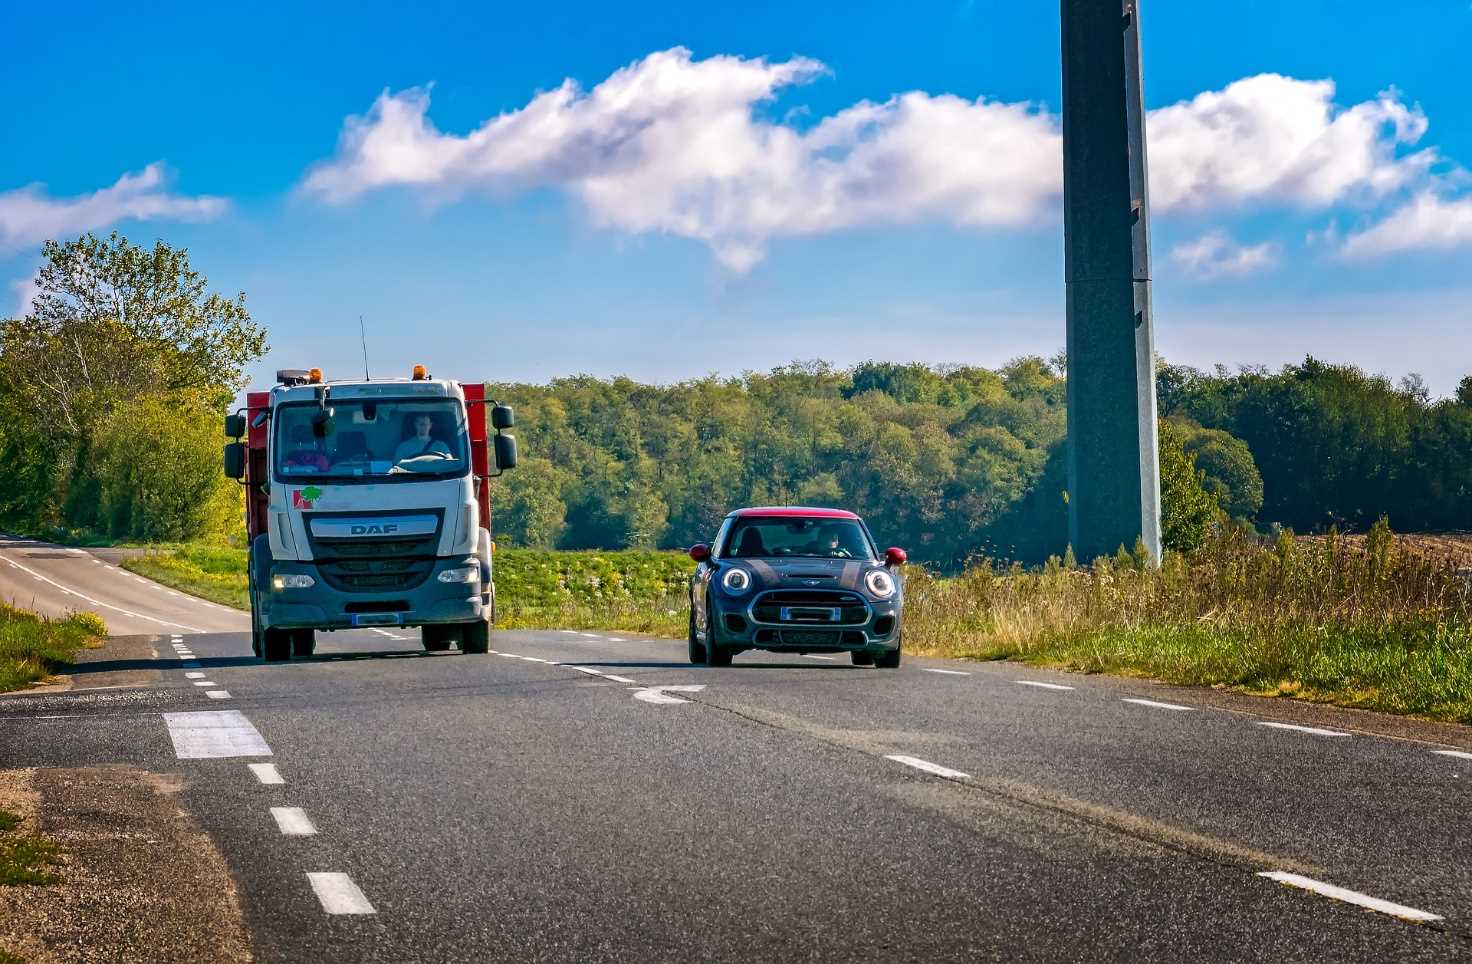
[
  {"left": 803, "top": 655, "right": 836, "bottom": 661},
  {"left": 192, "top": 681, "right": 217, "bottom": 687},
  {"left": 1258, "top": 872, "right": 1442, "bottom": 922},
  {"left": 164, "top": 711, "right": 270, "bottom": 758},
  {"left": 1256, "top": 721, "right": 1350, "bottom": 738},
  {"left": 206, "top": 690, "right": 231, "bottom": 700},
  {"left": 270, "top": 807, "right": 318, "bottom": 836},
  {"left": 1016, "top": 680, "right": 1075, "bottom": 691},
  {"left": 1121, "top": 698, "right": 1193, "bottom": 712},
  {"left": 307, "top": 873, "right": 376, "bottom": 915},
  {"left": 603, "top": 674, "right": 638, "bottom": 684},
  {"left": 922, "top": 668, "right": 971, "bottom": 676},
  {"left": 885, "top": 754, "right": 970, "bottom": 781},
  {"left": 249, "top": 763, "right": 285, "bottom": 785},
  {"left": 185, "top": 672, "right": 206, "bottom": 679},
  {"left": 570, "top": 666, "right": 605, "bottom": 676},
  {"left": 1432, "top": 749, "right": 1472, "bottom": 760}
]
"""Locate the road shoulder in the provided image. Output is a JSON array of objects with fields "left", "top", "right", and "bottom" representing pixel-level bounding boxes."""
[{"left": 0, "top": 765, "right": 251, "bottom": 964}]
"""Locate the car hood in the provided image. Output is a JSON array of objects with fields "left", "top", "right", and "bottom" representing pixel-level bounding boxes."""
[{"left": 739, "top": 557, "right": 870, "bottom": 591}]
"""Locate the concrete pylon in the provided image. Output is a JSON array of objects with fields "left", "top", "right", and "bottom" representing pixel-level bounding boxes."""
[{"left": 1060, "top": 0, "right": 1162, "bottom": 562}]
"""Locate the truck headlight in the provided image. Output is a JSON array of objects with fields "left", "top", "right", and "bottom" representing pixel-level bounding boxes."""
[
  {"left": 438, "top": 566, "right": 480, "bottom": 584},
  {"left": 272, "top": 574, "right": 316, "bottom": 591},
  {"left": 721, "top": 567, "right": 751, "bottom": 594},
  {"left": 865, "top": 569, "right": 896, "bottom": 598}
]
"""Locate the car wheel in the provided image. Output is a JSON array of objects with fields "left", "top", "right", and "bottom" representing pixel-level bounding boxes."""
[
  {"left": 422, "top": 625, "right": 454, "bottom": 652},
  {"left": 851, "top": 651, "right": 874, "bottom": 667},
  {"left": 461, "top": 618, "right": 491, "bottom": 654},
  {"left": 874, "top": 635, "right": 902, "bottom": 670},
  {"left": 703, "top": 601, "right": 732, "bottom": 668},
  {"left": 687, "top": 605, "right": 707, "bottom": 665},
  {"left": 261, "top": 626, "right": 292, "bottom": 662}
]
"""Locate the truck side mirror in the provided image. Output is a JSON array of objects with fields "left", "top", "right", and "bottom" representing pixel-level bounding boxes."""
[
  {"left": 225, "top": 414, "right": 246, "bottom": 438},
  {"left": 494, "top": 433, "right": 518, "bottom": 471},
  {"left": 492, "top": 404, "right": 515, "bottom": 430},
  {"left": 224, "top": 442, "right": 246, "bottom": 480}
]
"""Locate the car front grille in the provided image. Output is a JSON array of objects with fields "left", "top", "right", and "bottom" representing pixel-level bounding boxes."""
[{"left": 751, "top": 590, "right": 869, "bottom": 626}]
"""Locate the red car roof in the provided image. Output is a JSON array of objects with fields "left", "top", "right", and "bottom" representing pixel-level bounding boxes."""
[{"left": 727, "top": 506, "right": 860, "bottom": 520}]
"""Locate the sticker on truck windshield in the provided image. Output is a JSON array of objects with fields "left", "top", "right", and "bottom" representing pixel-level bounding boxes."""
[{"left": 292, "top": 486, "right": 323, "bottom": 510}]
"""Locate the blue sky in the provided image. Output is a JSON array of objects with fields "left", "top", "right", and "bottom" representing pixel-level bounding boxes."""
[{"left": 3, "top": 1, "right": 1470, "bottom": 394}]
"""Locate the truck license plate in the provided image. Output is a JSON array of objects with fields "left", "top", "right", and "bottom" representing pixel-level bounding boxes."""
[{"left": 351, "top": 613, "right": 403, "bottom": 627}]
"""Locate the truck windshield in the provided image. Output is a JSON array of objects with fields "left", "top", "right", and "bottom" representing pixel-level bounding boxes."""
[
  {"left": 274, "top": 399, "right": 470, "bottom": 481},
  {"left": 722, "top": 518, "right": 875, "bottom": 560}
]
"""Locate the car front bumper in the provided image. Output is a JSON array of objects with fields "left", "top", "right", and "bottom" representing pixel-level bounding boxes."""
[
  {"left": 259, "top": 556, "right": 485, "bottom": 631},
  {"left": 708, "top": 593, "right": 901, "bottom": 654}
]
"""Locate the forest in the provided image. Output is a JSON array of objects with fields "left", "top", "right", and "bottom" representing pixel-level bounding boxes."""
[{"left": 3, "top": 233, "right": 1470, "bottom": 566}]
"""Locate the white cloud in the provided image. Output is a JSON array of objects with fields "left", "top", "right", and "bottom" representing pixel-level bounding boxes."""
[
  {"left": 1339, "top": 191, "right": 1472, "bottom": 259},
  {"left": 300, "top": 50, "right": 1447, "bottom": 270},
  {"left": 1169, "top": 231, "right": 1281, "bottom": 279},
  {"left": 8, "top": 269, "right": 40, "bottom": 317},
  {"left": 0, "top": 163, "right": 228, "bottom": 252},
  {"left": 1148, "top": 75, "right": 1436, "bottom": 211}
]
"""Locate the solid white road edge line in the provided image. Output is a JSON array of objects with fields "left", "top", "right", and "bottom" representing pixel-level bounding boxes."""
[
  {"left": 885, "top": 754, "right": 970, "bottom": 781},
  {"left": 1432, "top": 749, "right": 1472, "bottom": 760},
  {"left": 249, "top": 763, "right": 285, "bottom": 785},
  {"left": 306, "top": 873, "right": 376, "bottom": 915},
  {"left": 1256, "top": 721, "right": 1350, "bottom": 738},
  {"left": 1017, "top": 680, "right": 1074, "bottom": 690},
  {"left": 0, "top": 552, "right": 202, "bottom": 632},
  {"left": 270, "top": 807, "right": 318, "bottom": 836},
  {"left": 1120, "top": 698, "right": 1193, "bottom": 711},
  {"left": 1257, "top": 872, "right": 1443, "bottom": 922},
  {"left": 924, "top": 668, "right": 971, "bottom": 676}
]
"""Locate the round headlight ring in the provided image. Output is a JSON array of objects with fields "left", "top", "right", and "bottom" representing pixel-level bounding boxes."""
[
  {"left": 722, "top": 567, "right": 751, "bottom": 594},
  {"left": 865, "top": 569, "right": 896, "bottom": 598}
]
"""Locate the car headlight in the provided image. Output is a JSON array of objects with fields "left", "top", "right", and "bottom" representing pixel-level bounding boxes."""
[
  {"left": 272, "top": 573, "right": 316, "bottom": 591},
  {"left": 721, "top": 567, "right": 751, "bottom": 594},
  {"left": 865, "top": 569, "right": 896, "bottom": 598},
  {"left": 437, "top": 565, "right": 480, "bottom": 584}
]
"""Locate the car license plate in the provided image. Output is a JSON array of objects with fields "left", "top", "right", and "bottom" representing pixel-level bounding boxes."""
[
  {"left": 781, "top": 606, "right": 841, "bottom": 623},
  {"left": 351, "top": 613, "right": 403, "bottom": 627}
]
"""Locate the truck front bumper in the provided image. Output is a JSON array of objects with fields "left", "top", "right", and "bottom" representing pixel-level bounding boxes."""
[{"left": 260, "top": 556, "right": 485, "bottom": 631}]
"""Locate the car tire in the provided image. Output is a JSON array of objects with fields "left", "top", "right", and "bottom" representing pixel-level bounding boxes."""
[
  {"left": 703, "top": 601, "right": 732, "bottom": 668},
  {"left": 261, "top": 625, "right": 292, "bottom": 662},
  {"left": 291, "top": 629, "right": 315, "bottom": 658},
  {"left": 874, "top": 636, "right": 902, "bottom": 670},
  {"left": 687, "top": 606, "right": 707, "bottom": 665},
  {"left": 851, "top": 651, "right": 874, "bottom": 667},
  {"left": 461, "top": 618, "right": 491, "bottom": 655},
  {"left": 422, "top": 625, "right": 454, "bottom": 652}
]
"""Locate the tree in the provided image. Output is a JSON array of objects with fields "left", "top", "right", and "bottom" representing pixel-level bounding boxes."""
[
  {"left": 1158, "top": 420, "right": 1219, "bottom": 553},
  {"left": 1170, "top": 419, "right": 1264, "bottom": 520}
]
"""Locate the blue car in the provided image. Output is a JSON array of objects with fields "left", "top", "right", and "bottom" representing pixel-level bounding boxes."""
[{"left": 687, "top": 507, "right": 908, "bottom": 668}]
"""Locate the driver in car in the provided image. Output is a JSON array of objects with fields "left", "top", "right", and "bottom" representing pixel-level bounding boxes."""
[
  {"left": 394, "top": 414, "right": 451, "bottom": 462},
  {"left": 813, "top": 524, "right": 855, "bottom": 558}
]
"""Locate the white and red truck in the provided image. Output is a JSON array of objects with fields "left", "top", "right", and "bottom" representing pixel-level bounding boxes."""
[{"left": 224, "top": 365, "right": 517, "bottom": 660}]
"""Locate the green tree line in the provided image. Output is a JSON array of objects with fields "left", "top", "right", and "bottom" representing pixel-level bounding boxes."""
[{"left": 0, "top": 233, "right": 265, "bottom": 541}]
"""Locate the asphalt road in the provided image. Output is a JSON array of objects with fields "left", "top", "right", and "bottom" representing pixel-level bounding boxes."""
[{"left": 2, "top": 534, "right": 1471, "bottom": 961}]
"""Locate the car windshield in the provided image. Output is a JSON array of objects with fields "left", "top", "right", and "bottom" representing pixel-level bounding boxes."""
[
  {"left": 274, "top": 398, "right": 469, "bottom": 481},
  {"left": 723, "top": 518, "right": 874, "bottom": 560}
]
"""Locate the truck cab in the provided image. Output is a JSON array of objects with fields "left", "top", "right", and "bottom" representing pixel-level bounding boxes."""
[{"left": 225, "top": 367, "right": 516, "bottom": 660}]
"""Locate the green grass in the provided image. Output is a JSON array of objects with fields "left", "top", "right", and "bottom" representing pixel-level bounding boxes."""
[
  {"left": 0, "top": 605, "right": 106, "bottom": 694},
  {"left": 123, "top": 545, "right": 694, "bottom": 637},
  {"left": 123, "top": 523, "right": 1472, "bottom": 724},
  {"left": 0, "top": 808, "right": 61, "bottom": 887}
]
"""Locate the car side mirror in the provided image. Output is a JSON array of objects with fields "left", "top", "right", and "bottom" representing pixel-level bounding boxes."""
[
  {"left": 494, "top": 433, "right": 518, "bottom": 471},
  {"left": 885, "top": 547, "right": 908, "bottom": 568},
  {"left": 225, "top": 414, "right": 246, "bottom": 438},
  {"left": 492, "top": 404, "right": 515, "bottom": 430},
  {"left": 689, "top": 544, "right": 710, "bottom": 563},
  {"left": 224, "top": 442, "right": 246, "bottom": 480}
]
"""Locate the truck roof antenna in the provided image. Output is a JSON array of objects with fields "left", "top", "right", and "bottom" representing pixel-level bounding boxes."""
[{"left": 358, "top": 315, "right": 371, "bottom": 381}]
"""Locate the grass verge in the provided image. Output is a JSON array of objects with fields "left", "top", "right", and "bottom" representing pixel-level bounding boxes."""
[
  {"left": 0, "top": 808, "right": 61, "bottom": 887},
  {"left": 123, "top": 522, "right": 1472, "bottom": 724},
  {"left": 0, "top": 606, "right": 106, "bottom": 695}
]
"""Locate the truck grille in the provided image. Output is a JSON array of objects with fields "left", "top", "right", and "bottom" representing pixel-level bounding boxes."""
[
  {"left": 751, "top": 590, "right": 869, "bottom": 626},
  {"left": 304, "top": 512, "right": 443, "bottom": 594}
]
